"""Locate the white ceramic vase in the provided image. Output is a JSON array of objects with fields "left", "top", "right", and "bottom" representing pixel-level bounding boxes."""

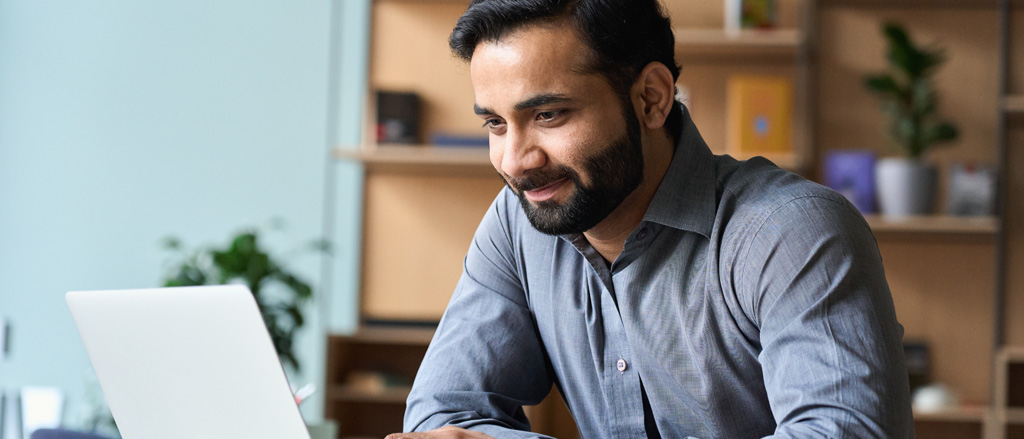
[{"left": 875, "top": 157, "right": 937, "bottom": 216}]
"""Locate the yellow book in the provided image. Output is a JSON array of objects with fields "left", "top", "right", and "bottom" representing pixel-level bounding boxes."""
[{"left": 726, "top": 75, "right": 793, "bottom": 155}]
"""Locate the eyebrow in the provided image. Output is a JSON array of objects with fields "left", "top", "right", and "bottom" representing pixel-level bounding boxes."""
[{"left": 473, "top": 93, "right": 573, "bottom": 116}]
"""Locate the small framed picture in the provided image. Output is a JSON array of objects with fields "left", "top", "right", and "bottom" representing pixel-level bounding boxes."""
[{"left": 946, "top": 162, "right": 996, "bottom": 216}]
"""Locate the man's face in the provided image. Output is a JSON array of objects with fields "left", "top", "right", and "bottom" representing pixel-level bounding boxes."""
[{"left": 470, "top": 24, "right": 644, "bottom": 235}]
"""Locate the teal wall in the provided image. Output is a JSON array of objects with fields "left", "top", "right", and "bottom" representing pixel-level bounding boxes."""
[{"left": 0, "top": 0, "right": 369, "bottom": 428}]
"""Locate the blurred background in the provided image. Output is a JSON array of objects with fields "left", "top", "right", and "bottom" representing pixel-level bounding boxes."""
[{"left": 1, "top": 0, "right": 1023, "bottom": 438}]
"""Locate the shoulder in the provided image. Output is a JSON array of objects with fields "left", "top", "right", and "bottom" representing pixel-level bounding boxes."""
[
  {"left": 717, "top": 157, "right": 867, "bottom": 244},
  {"left": 716, "top": 158, "right": 880, "bottom": 322}
]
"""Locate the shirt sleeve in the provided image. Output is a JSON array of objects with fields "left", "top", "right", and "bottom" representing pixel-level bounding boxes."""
[
  {"left": 737, "top": 195, "right": 914, "bottom": 438},
  {"left": 403, "top": 192, "right": 557, "bottom": 438}
]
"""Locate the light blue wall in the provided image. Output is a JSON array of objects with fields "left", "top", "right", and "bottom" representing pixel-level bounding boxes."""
[{"left": 0, "top": 0, "right": 369, "bottom": 428}]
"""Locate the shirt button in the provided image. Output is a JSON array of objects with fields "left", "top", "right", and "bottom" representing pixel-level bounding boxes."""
[
  {"left": 616, "top": 358, "right": 627, "bottom": 372},
  {"left": 637, "top": 228, "right": 648, "bottom": 240}
]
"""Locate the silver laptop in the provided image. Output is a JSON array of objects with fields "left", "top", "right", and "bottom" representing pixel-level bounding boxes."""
[{"left": 66, "top": 286, "right": 311, "bottom": 439}]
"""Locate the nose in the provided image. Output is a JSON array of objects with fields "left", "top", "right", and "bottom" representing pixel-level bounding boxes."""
[{"left": 495, "top": 125, "right": 546, "bottom": 178}]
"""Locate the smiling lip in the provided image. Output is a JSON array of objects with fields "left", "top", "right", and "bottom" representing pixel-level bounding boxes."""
[{"left": 523, "top": 178, "right": 569, "bottom": 203}]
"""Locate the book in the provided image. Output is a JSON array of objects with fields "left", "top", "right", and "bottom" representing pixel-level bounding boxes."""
[
  {"left": 376, "top": 90, "right": 421, "bottom": 144},
  {"left": 824, "top": 150, "right": 877, "bottom": 214},
  {"left": 430, "top": 133, "right": 489, "bottom": 148},
  {"left": 726, "top": 75, "right": 794, "bottom": 156}
]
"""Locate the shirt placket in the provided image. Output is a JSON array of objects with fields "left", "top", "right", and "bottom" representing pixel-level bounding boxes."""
[
  {"left": 599, "top": 282, "right": 647, "bottom": 439},
  {"left": 567, "top": 231, "right": 651, "bottom": 439}
]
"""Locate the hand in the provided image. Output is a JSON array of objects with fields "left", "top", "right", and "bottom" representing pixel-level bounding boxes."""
[{"left": 385, "top": 426, "right": 496, "bottom": 439}]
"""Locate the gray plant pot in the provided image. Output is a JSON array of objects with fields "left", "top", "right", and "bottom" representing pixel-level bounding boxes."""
[{"left": 876, "top": 157, "right": 937, "bottom": 216}]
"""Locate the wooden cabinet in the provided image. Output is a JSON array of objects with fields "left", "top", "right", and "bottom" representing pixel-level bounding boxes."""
[{"left": 324, "top": 328, "right": 432, "bottom": 438}]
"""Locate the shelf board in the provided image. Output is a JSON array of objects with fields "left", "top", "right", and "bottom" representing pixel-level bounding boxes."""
[
  {"left": 914, "top": 406, "right": 989, "bottom": 423},
  {"left": 334, "top": 144, "right": 493, "bottom": 171},
  {"left": 864, "top": 215, "right": 999, "bottom": 235},
  {"left": 995, "top": 407, "right": 1024, "bottom": 424},
  {"left": 1004, "top": 95, "right": 1024, "bottom": 114},
  {"left": 674, "top": 28, "right": 803, "bottom": 57},
  {"left": 998, "top": 346, "right": 1024, "bottom": 363},
  {"left": 328, "top": 385, "right": 412, "bottom": 404}
]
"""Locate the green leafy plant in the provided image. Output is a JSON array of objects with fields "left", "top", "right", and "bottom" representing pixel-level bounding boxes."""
[
  {"left": 160, "top": 225, "right": 327, "bottom": 372},
  {"left": 864, "top": 22, "right": 959, "bottom": 158}
]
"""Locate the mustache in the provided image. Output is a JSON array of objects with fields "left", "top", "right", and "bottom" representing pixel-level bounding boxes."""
[{"left": 504, "top": 166, "right": 576, "bottom": 192}]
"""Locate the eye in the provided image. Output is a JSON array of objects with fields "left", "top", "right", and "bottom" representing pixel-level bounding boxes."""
[
  {"left": 481, "top": 117, "right": 507, "bottom": 134},
  {"left": 482, "top": 118, "right": 504, "bottom": 128},
  {"left": 536, "top": 111, "right": 561, "bottom": 122}
]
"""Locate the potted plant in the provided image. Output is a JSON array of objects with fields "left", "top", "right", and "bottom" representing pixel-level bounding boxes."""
[
  {"left": 160, "top": 225, "right": 327, "bottom": 372},
  {"left": 864, "top": 22, "right": 958, "bottom": 216}
]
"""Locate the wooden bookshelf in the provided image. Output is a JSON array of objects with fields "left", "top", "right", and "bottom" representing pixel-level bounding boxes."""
[
  {"left": 864, "top": 215, "right": 1000, "bottom": 235},
  {"left": 324, "top": 328, "right": 433, "bottom": 438},
  {"left": 674, "top": 28, "right": 803, "bottom": 57}
]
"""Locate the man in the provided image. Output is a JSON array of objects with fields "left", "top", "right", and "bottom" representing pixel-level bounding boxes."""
[{"left": 387, "top": 0, "right": 913, "bottom": 437}]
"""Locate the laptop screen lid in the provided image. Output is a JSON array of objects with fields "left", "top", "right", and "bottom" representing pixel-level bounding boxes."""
[{"left": 66, "top": 285, "right": 310, "bottom": 439}]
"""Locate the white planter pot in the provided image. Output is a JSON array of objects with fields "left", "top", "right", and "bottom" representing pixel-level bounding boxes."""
[{"left": 875, "top": 158, "right": 937, "bottom": 216}]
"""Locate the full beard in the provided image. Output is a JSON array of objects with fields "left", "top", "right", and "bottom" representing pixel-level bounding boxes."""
[{"left": 504, "top": 105, "right": 644, "bottom": 236}]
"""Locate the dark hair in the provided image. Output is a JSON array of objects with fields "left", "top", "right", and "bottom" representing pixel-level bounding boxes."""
[{"left": 450, "top": 0, "right": 684, "bottom": 140}]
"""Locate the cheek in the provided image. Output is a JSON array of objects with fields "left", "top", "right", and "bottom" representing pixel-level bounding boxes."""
[
  {"left": 488, "top": 137, "right": 504, "bottom": 173},
  {"left": 544, "top": 125, "right": 587, "bottom": 164}
]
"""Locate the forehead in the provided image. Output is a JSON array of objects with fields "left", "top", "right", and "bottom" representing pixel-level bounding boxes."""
[{"left": 469, "top": 24, "right": 596, "bottom": 108}]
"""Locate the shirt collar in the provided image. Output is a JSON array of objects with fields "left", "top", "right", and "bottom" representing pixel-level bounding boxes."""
[{"left": 642, "top": 105, "right": 717, "bottom": 239}]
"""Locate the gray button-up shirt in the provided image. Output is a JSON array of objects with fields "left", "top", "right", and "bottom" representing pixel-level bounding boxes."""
[{"left": 405, "top": 109, "right": 913, "bottom": 438}]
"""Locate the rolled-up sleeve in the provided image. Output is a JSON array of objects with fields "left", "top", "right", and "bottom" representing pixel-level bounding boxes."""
[
  {"left": 404, "top": 195, "right": 556, "bottom": 438},
  {"left": 738, "top": 196, "right": 914, "bottom": 438}
]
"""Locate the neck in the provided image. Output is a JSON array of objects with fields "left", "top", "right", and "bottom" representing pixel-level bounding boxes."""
[{"left": 584, "top": 130, "right": 675, "bottom": 263}]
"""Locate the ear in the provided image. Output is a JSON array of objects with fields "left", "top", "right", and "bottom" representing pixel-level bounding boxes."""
[{"left": 632, "top": 62, "right": 676, "bottom": 130}]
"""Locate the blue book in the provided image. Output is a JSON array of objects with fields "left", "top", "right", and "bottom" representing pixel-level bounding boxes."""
[
  {"left": 824, "top": 150, "right": 876, "bottom": 214},
  {"left": 430, "top": 133, "right": 489, "bottom": 148}
]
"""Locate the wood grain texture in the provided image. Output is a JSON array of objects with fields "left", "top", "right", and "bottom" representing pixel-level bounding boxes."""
[{"left": 360, "top": 170, "right": 504, "bottom": 321}]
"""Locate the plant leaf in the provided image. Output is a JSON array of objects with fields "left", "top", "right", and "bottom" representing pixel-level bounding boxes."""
[
  {"left": 864, "top": 75, "right": 901, "bottom": 95},
  {"left": 928, "top": 122, "right": 959, "bottom": 144},
  {"left": 884, "top": 23, "right": 914, "bottom": 75}
]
